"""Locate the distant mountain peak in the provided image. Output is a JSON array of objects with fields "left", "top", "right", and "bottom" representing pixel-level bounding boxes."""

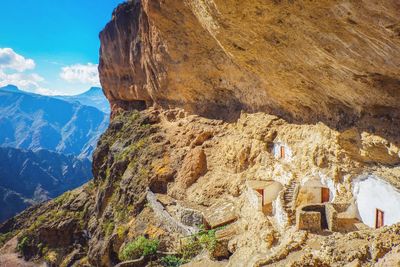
[
  {"left": 56, "top": 87, "right": 110, "bottom": 113},
  {"left": 88, "top": 86, "right": 102, "bottom": 92},
  {"left": 79, "top": 87, "right": 103, "bottom": 96},
  {"left": 0, "top": 89, "right": 109, "bottom": 158},
  {"left": 0, "top": 84, "right": 21, "bottom": 93}
]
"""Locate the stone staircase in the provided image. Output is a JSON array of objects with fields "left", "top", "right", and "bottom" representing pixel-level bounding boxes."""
[{"left": 281, "top": 180, "right": 299, "bottom": 225}]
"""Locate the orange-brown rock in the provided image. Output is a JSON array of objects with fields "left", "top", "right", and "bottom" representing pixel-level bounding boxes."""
[
  {"left": 99, "top": 0, "right": 400, "bottom": 130},
  {"left": 176, "top": 147, "right": 207, "bottom": 189}
]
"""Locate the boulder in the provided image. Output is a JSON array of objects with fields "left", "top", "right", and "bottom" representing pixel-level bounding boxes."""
[
  {"left": 176, "top": 147, "right": 207, "bottom": 188},
  {"left": 204, "top": 201, "right": 237, "bottom": 229},
  {"left": 180, "top": 208, "right": 203, "bottom": 228}
]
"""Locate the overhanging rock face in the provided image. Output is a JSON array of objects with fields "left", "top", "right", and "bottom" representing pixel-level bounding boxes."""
[{"left": 100, "top": 0, "right": 400, "bottom": 131}]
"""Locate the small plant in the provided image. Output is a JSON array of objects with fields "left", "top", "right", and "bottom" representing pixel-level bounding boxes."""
[
  {"left": 179, "top": 237, "right": 202, "bottom": 260},
  {"left": 17, "top": 236, "right": 30, "bottom": 253},
  {"left": 54, "top": 191, "right": 71, "bottom": 205},
  {"left": 116, "top": 225, "right": 128, "bottom": 239},
  {"left": 119, "top": 236, "right": 160, "bottom": 261},
  {"left": 102, "top": 220, "right": 115, "bottom": 236},
  {"left": 178, "top": 228, "right": 219, "bottom": 261},
  {"left": 44, "top": 250, "right": 58, "bottom": 264},
  {"left": 198, "top": 229, "right": 217, "bottom": 252},
  {"left": 161, "top": 255, "right": 185, "bottom": 267},
  {"left": 0, "top": 232, "right": 13, "bottom": 247}
]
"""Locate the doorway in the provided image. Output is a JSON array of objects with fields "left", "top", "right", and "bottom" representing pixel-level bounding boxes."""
[
  {"left": 255, "top": 189, "right": 264, "bottom": 205},
  {"left": 321, "top": 187, "right": 330, "bottom": 203},
  {"left": 375, "top": 209, "right": 384, "bottom": 228},
  {"left": 280, "top": 146, "right": 285, "bottom": 159}
]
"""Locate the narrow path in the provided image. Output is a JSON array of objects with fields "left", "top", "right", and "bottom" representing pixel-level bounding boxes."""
[{"left": 0, "top": 237, "right": 41, "bottom": 267}]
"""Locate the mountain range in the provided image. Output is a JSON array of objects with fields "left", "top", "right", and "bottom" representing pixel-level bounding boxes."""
[
  {"left": 0, "top": 85, "right": 109, "bottom": 159},
  {"left": 0, "top": 85, "right": 109, "bottom": 223},
  {"left": 0, "top": 147, "right": 92, "bottom": 222},
  {"left": 55, "top": 86, "right": 110, "bottom": 114}
]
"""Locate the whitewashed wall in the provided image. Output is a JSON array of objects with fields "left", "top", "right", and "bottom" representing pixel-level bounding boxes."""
[
  {"left": 353, "top": 175, "right": 400, "bottom": 228},
  {"left": 247, "top": 187, "right": 262, "bottom": 210},
  {"left": 273, "top": 192, "right": 287, "bottom": 230},
  {"left": 263, "top": 182, "right": 283, "bottom": 204},
  {"left": 273, "top": 142, "right": 293, "bottom": 161}
]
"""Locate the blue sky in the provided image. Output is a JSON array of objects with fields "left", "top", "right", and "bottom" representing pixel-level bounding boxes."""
[{"left": 0, "top": 0, "right": 124, "bottom": 95}]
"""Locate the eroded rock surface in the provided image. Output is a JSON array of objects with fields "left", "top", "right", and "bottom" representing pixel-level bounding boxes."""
[
  {"left": 1, "top": 109, "right": 400, "bottom": 266},
  {"left": 2, "top": 1, "right": 400, "bottom": 266},
  {"left": 100, "top": 0, "right": 400, "bottom": 131}
]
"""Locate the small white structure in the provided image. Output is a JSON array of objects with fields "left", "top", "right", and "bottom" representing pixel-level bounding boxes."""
[
  {"left": 272, "top": 142, "right": 292, "bottom": 161},
  {"left": 296, "top": 179, "right": 333, "bottom": 207},
  {"left": 353, "top": 175, "right": 400, "bottom": 228},
  {"left": 246, "top": 180, "right": 283, "bottom": 215}
]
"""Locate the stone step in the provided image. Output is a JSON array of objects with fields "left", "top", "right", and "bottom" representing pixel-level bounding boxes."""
[{"left": 282, "top": 181, "right": 299, "bottom": 226}]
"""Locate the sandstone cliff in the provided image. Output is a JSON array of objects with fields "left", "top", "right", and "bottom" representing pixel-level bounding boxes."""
[
  {"left": 100, "top": 0, "right": 400, "bottom": 130},
  {"left": 1, "top": 1, "right": 400, "bottom": 267}
]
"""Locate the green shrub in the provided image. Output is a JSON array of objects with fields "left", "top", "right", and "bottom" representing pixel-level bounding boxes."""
[
  {"left": 161, "top": 255, "right": 185, "bottom": 267},
  {"left": 116, "top": 225, "right": 128, "bottom": 239},
  {"left": 106, "top": 222, "right": 115, "bottom": 236},
  {"left": 119, "top": 236, "right": 159, "bottom": 261},
  {"left": 179, "top": 229, "right": 218, "bottom": 261},
  {"left": 54, "top": 191, "right": 71, "bottom": 205},
  {"left": 198, "top": 229, "right": 217, "bottom": 252},
  {"left": 179, "top": 237, "right": 202, "bottom": 260},
  {"left": 102, "top": 219, "right": 115, "bottom": 237},
  {"left": 17, "top": 236, "right": 30, "bottom": 253},
  {"left": 0, "top": 232, "right": 13, "bottom": 247}
]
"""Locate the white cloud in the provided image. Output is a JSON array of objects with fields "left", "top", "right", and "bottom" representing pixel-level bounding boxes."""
[
  {"left": 0, "top": 69, "right": 48, "bottom": 93},
  {"left": 0, "top": 48, "right": 52, "bottom": 95},
  {"left": 60, "top": 63, "right": 100, "bottom": 86},
  {"left": 0, "top": 48, "right": 35, "bottom": 72}
]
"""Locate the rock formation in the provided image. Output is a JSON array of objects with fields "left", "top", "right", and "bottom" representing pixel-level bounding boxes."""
[
  {"left": 99, "top": 0, "right": 400, "bottom": 129},
  {"left": 1, "top": 108, "right": 400, "bottom": 266},
  {"left": 1, "top": 0, "right": 400, "bottom": 266}
]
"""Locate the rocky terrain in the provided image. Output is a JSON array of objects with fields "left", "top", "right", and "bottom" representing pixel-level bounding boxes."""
[
  {"left": 1, "top": 0, "right": 400, "bottom": 266},
  {"left": 1, "top": 109, "right": 400, "bottom": 266}
]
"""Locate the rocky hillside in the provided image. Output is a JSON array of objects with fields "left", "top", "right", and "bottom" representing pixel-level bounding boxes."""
[
  {"left": 0, "top": 147, "right": 92, "bottom": 223},
  {"left": 1, "top": 109, "right": 400, "bottom": 266},
  {"left": 1, "top": 1, "right": 400, "bottom": 266}
]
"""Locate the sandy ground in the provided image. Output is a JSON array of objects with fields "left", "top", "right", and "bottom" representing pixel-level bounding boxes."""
[{"left": 0, "top": 237, "right": 40, "bottom": 267}]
